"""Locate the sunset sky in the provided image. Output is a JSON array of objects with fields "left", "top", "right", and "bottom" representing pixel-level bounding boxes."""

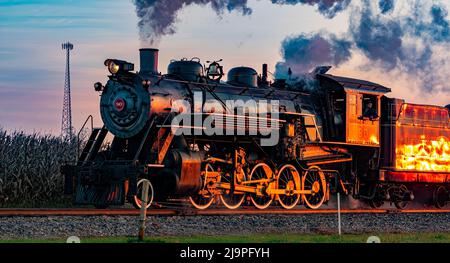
[{"left": 1, "top": 0, "right": 450, "bottom": 134}]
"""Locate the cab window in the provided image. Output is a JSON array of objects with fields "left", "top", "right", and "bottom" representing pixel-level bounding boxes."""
[{"left": 360, "top": 94, "right": 379, "bottom": 120}]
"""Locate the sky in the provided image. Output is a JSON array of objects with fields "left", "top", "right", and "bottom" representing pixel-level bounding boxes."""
[{"left": 1, "top": 0, "right": 450, "bottom": 134}]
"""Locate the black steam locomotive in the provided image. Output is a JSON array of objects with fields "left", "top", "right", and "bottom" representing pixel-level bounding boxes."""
[{"left": 63, "top": 48, "right": 450, "bottom": 210}]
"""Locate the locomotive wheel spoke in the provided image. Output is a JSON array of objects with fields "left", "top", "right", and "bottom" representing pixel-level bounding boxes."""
[
  {"left": 219, "top": 168, "right": 247, "bottom": 209},
  {"left": 132, "top": 179, "right": 154, "bottom": 209},
  {"left": 249, "top": 163, "right": 274, "bottom": 209},
  {"left": 302, "top": 166, "right": 326, "bottom": 210},
  {"left": 279, "top": 177, "right": 288, "bottom": 184},
  {"left": 189, "top": 164, "right": 216, "bottom": 210},
  {"left": 276, "top": 164, "right": 301, "bottom": 210}
]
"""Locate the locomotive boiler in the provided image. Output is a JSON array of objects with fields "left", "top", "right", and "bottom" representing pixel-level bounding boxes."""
[{"left": 62, "top": 48, "right": 450, "bottom": 210}]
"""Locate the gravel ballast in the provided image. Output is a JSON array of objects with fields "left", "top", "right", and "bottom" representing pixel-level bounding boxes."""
[{"left": 0, "top": 213, "right": 450, "bottom": 240}]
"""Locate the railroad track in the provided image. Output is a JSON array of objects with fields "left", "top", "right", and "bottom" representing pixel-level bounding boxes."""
[{"left": 1, "top": 208, "right": 450, "bottom": 216}]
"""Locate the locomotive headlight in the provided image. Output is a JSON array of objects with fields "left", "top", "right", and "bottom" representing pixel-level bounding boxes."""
[
  {"left": 104, "top": 59, "right": 134, "bottom": 75},
  {"left": 108, "top": 61, "right": 120, "bottom": 74}
]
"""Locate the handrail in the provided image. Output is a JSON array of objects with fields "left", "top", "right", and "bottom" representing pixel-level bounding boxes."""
[
  {"left": 77, "top": 115, "right": 93, "bottom": 158},
  {"left": 133, "top": 115, "right": 156, "bottom": 162}
]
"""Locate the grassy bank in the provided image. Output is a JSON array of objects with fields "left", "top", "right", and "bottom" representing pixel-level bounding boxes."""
[{"left": 2, "top": 233, "right": 450, "bottom": 243}]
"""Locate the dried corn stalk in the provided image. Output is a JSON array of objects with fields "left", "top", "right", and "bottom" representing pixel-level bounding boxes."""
[{"left": 0, "top": 129, "right": 78, "bottom": 207}]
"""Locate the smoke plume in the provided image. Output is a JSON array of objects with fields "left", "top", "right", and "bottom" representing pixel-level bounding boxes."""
[
  {"left": 408, "top": 3, "right": 450, "bottom": 43},
  {"left": 133, "top": 0, "right": 252, "bottom": 44},
  {"left": 133, "top": 0, "right": 351, "bottom": 44},
  {"left": 349, "top": 1, "right": 403, "bottom": 70},
  {"left": 270, "top": 0, "right": 351, "bottom": 18},
  {"left": 349, "top": 0, "right": 450, "bottom": 92},
  {"left": 378, "top": 0, "right": 394, "bottom": 14},
  {"left": 132, "top": 0, "right": 450, "bottom": 94},
  {"left": 275, "top": 33, "right": 352, "bottom": 79},
  {"left": 276, "top": 0, "right": 450, "bottom": 94}
]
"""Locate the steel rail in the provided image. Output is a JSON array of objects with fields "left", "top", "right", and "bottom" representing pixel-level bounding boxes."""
[{"left": 0, "top": 208, "right": 450, "bottom": 217}]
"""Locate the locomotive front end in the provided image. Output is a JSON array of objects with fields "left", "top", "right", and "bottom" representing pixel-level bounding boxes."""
[
  {"left": 99, "top": 49, "right": 160, "bottom": 139},
  {"left": 100, "top": 73, "right": 151, "bottom": 138},
  {"left": 63, "top": 48, "right": 205, "bottom": 208}
]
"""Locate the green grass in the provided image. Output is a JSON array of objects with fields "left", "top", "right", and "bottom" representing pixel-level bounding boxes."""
[{"left": 2, "top": 233, "right": 450, "bottom": 243}]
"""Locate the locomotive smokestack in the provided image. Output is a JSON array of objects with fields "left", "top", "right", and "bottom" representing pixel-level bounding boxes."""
[{"left": 139, "top": 48, "right": 159, "bottom": 75}]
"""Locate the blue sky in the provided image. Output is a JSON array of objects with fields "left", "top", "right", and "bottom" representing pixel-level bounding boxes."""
[
  {"left": 0, "top": 0, "right": 139, "bottom": 133},
  {"left": 0, "top": 0, "right": 449, "bottom": 134}
]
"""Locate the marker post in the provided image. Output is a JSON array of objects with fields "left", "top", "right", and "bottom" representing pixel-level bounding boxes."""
[
  {"left": 337, "top": 192, "right": 342, "bottom": 236},
  {"left": 138, "top": 179, "right": 150, "bottom": 241}
]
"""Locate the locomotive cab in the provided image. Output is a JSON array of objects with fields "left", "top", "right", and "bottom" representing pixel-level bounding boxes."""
[
  {"left": 346, "top": 90, "right": 381, "bottom": 145},
  {"left": 316, "top": 74, "right": 391, "bottom": 146}
]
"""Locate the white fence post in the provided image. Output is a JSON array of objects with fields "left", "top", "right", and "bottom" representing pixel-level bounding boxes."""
[
  {"left": 337, "top": 192, "right": 342, "bottom": 236},
  {"left": 138, "top": 179, "right": 150, "bottom": 241}
]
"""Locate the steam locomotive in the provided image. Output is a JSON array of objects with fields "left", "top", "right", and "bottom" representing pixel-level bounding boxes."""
[{"left": 63, "top": 48, "right": 450, "bottom": 210}]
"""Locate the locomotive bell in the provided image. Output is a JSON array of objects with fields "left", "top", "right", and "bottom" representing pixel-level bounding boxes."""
[{"left": 208, "top": 63, "right": 218, "bottom": 75}]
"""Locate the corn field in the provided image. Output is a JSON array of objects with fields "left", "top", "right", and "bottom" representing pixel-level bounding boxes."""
[{"left": 0, "top": 129, "right": 77, "bottom": 207}]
